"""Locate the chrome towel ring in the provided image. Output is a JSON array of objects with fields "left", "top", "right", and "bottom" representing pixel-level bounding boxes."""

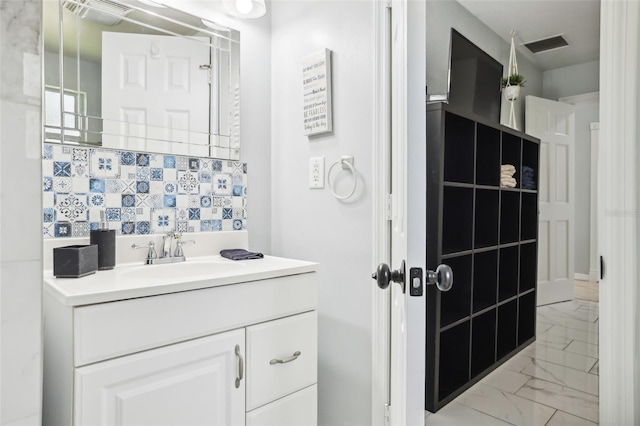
[{"left": 328, "top": 155, "right": 357, "bottom": 200}]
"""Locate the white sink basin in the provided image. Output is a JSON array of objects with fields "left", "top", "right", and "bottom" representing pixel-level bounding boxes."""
[{"left": 120, "top": 260, "right": 246, "bottom": 281}]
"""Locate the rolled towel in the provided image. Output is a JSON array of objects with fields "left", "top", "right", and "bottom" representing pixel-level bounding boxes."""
[{"left": 220, "top": 248, "right": 264, "bottom": 260}]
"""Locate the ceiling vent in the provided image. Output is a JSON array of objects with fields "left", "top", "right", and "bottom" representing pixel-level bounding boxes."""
[
  {"left": 524, "top": 35, "right": 569, "bottom": 54},
  {"left": 63, "top": 0, "right": 134, "bottom": 26}
]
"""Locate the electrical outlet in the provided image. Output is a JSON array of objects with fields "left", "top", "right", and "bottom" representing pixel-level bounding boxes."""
[{"left": 309, "top": 157, "right": 325, "bottom": 189}]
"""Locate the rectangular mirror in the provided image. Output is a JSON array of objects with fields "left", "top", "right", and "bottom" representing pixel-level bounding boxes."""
[{"left": 43, "top": 0, "right": 240, "bottom": 159}]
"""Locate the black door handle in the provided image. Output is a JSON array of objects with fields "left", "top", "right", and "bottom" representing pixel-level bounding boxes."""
[{"left": 600, "top": 256, "right": 605, "bottom": 280}]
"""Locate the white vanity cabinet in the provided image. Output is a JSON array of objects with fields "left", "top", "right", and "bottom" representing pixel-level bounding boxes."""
[{"left": 43, "top": 264, "right": 318, "bottom": 426}]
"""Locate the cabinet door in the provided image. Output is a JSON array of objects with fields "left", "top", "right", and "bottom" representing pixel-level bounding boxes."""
[{"left": 75, "top": 329, "right": 245, "bottom": 426}]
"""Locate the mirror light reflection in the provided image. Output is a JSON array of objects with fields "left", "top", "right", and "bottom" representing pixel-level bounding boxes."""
[{"left": 43, "top": 0, "right": 241, "bottom": 159}]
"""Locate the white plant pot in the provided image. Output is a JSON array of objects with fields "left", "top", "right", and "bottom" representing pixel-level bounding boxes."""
[{"left": 504, "top": 85, "right": 521, "bottom": 101}]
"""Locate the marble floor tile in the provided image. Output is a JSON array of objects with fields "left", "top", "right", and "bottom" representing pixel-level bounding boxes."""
[
  {"left": 534, "top": 332, "right": 572, "bottom": 350},
  {"left": 575, "top": 305, "right": 599, "bottom": 322},
  {"left": 537, "top": 310, "right": 599, "bottom": 332},
  {"left": 521, "top": 342, "right": 598, "bottom": 372},
  {"left": 589, "top": 361, "right": 599, "bottom": 375},
  {"left": 478, "top": 366, "right": 531, "bottom": 393},
  {"left": 454, "top": 382, "right": 556, "bottom": 426},
  {"left": 501, "top": 352, "right": 537, "bottom": 373},
  {"left": 519, "top": 358, "right": 599, "bottom": 396},
  {"left": 545, "top": 324, "right": 599, "bottom": 345},
  {"left": 546, "top": 410, "right": 598, "bottom": 426},
  {"left": 515, "top": 378, "right": 599, "bottom": 423},
  {"left": 424, "top": 402, "right": 512, "bottom": 426},
  {"left": 564, "top": 340, "right": 599, "bottom": 358},
  {"left": 536, "top": 321, "right": 555, "bottom": 335}
]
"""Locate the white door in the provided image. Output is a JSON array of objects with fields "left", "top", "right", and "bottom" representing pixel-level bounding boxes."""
[
  {"left": 371, "top": 0, "right": 427, "bottom": 425},
  {"left": 525, "top": 95, "right": 576, "bottom": 306},
  {"left": 102, "top": 32, "right": 210, "bottom": 156},
  {"left": 75, "top": 329, "right": 245, "bottom": 426}
]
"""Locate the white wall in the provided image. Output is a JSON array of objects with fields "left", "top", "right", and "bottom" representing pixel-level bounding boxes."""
[
  {"left": 426, "top": 0, "right": 543, "bottom": 129},
  {"left": 543, "top": 60, "right": 599, "bottom": 100},
  {"left": 270, "top": 2, "right": 374, "bottom": 424},
  {"left": 0, "top": 0, "right": 43, "bottom": 424},
  {"left": 162, "top": 0, "right": 272, "bottom": 254}
]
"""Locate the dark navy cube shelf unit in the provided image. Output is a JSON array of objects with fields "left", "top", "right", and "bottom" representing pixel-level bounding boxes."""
[{"left": 425, "top": 102, "right": 540, "bottom": 412}]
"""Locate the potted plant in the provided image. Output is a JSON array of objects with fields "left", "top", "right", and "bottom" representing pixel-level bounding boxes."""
[{"left": 501, "top": 73, "right": 526, "bottom": 101}]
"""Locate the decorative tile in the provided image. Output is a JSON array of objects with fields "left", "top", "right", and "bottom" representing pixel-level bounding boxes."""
[
  {"left": 45, "top": 144, "right": 247, "bottom": 238},
  {"left": 213, "top": 173, "right": 233, "bottom": 195},
  {"left": 54, "top": 222, "right": 72, "bottom": 237},
  {"left": 177, "top": 171, "right": 199, "bottom": 194},
  {"left": 43, "top": 208, "right": 55, "bottom": 223},
  {"left": 136, "top": 181, "right": 150, "bottom": 194},
  {"left": 55, "top": 194, "right": 89, "bottom": 222},
  {"left": 136, "top": 153, "right": 150, "bottom": 166},
  {"left": 43, "top": 176, "right": 53, "bottom": 192},
  {"left": 71, "top": 221, "right": 90, "bottom": 237},
  {"left": 105, "top": 208, "right": 121, "bottom": 222},
  {"left": 176, "top": 156, "right": 189, "bottom": 170},
  {"left": 120, "top": 151, "right": 136, "bottom": 166},
  {"left": 136, "top": 221, "right": 151, "bottom": 234},
  {"left": 164, "top": 155, "right": 176, "bottom": 168},
  {"left": 150, "top": 168, "right": 163, "bottom": 181},
  {"left": 121, "top": 222, "right": 136, "bottom": 235},
  {"left": 53, "top": 161, "right": 71, "bottom": 177},
  {"left": 189, "top": 158, "right": 200, "bottom": 171}
]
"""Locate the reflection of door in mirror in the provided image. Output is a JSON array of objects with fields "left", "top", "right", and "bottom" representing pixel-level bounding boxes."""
[{"left": 102, "top": 32, "right": 210, "bottom": 157}]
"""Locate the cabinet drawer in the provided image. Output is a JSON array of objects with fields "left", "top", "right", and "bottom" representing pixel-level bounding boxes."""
[
  {"left": 246, "top": 385, "right": 317, "bottom": 426},
  {"left": 73, "top": 273, "right": 317, "bottom": 366},
  {"left": 246, "top": 311, "right": 317, "bottom": 410}
]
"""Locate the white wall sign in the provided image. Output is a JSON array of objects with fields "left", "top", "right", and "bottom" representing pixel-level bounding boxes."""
[{"left": 303, "top": 49, "right": 332, "bottom": 136}]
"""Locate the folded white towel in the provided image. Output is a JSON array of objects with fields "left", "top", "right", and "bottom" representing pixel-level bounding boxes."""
[
  {"left": 501, "top": 177, "right": 517, "bottom": 184},
  {"left": 501, "top": 172, "right": 516, "bottom": 178},
  {"left": 501, "top": 180, "right": 517, "bottom": 188},
  {"left": 501, "top": 164, "right": 516, "bottom": 173}
]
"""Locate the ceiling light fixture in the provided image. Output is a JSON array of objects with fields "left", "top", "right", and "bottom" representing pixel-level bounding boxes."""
[
  {"left": 221, "top": 0, "right": 266, "bottom": 19},
  {"left": 137, "top": 0, "right": 166, "bottom": 8}
]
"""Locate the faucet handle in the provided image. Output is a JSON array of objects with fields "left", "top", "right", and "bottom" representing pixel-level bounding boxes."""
[
  {"left": 174, "top": 239, "right": 195, "bottom": 257},
  {"left": 132, "top": 241, "right": 158, "bottom": 260}
]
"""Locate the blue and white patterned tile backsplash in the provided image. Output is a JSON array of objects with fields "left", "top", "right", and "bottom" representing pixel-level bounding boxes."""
[{"left": 42, "top": 143, "right": 247, "bottom": 239}]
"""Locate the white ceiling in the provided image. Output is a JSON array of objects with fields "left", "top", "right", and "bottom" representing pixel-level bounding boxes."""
[{"left": 457, "top": 0, "right": 601, "bottom": 71}]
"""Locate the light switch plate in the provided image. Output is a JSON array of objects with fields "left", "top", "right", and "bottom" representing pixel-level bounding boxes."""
[{"left": 309, "top": 157, "right": 325, "bottom": 189}]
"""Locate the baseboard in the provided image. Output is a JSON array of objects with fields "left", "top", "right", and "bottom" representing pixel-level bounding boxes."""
[
  {"left": 589, "top": 269, "right": 599, "bottom": 282},
  {"left": 574, "top": 273, "right": 592, "bottom": 281}
]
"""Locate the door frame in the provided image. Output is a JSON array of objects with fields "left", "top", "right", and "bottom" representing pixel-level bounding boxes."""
[{"left": 372, "top": 0, "right": 427, "bottom": 424}]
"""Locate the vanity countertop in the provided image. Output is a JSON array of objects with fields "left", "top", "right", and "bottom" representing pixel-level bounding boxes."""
[{"left": 44, "top": 255, "right": 318, "bottom": 307}]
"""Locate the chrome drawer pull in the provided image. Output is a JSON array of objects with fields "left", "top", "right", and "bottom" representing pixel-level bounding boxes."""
[
  {"left": 235, "top": 345, "right": 243, "bottom": 388},
  {"left": 270, "top": 351, "right": 301, "bottom": 365}
]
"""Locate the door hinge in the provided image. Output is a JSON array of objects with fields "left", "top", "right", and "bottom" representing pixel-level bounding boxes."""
[
  {"left": 385, "top": 194, "right": 393, "bottom": 220},
  {"left": 384, "top": 403, "right": 391, "bottom": 426}
]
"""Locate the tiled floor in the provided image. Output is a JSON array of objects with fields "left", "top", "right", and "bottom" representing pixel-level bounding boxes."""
[{"left": 425, "top": 299, "right": 599, "bottom": 425}]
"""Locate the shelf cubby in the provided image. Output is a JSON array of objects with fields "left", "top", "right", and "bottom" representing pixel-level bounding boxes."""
[
  {"left": 444, "top": 114, "right": 475, "bottom": 184},
  {"left": 473, "top": 250, "right": 498, "bottom": 313},
  {"left": 440, "top": 255, "right": 472, "bottom": 327},
  {"left": 498, "top": 246, "right": 519, "bottom": 302},
  {"left": 476, "top": 124, "right": 500, "bottom": 186},
  {"left": 519, "top": 242, "right": 537, "bottom": 293},
  {"left": 501, "top": 133, "right": 521, "bottom": 188},
  {"left": 500, "top": 191, "right": 520, "bottom": 244},
  {"left": 438, "top": 321, "right": 470, "bottom": 401},
  {"left": 471, "top": 308, "right": 496, "bottom": 378},
  {"left": 497, "top": 299, "right": 518, "bottom": 360},
  {"left": 522, "top": 139, "right": 539, "bottom": 191},
  {"left": 518, "top": 292, "right": 536, "bottom": 345},
  {"left": 474, "top": 189, "right": 499, "bottom": 248},
  {"left": 442, "top": 186, "right": 474, "bottom": 254},
  {"left": 521, "top": 193, "right": 538, "bottom": 240}
]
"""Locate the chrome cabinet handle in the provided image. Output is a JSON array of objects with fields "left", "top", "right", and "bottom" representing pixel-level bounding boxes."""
[
  {"left": 235, "top": 344, "right": 243, "bottom": 388},
  {"left": 270, "top": 351, "right": 302, "bottom": 365},
  {"left": 426, "top": 264, "right": 454, "bottom": 292}
]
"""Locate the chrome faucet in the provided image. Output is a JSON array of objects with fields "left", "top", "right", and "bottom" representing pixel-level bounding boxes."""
[
  {"left": 132, "top": 232, "right": 196, "bottom": 265},
  {"left": 162, "top": 232, "right": 175, "bottom": 258}
]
